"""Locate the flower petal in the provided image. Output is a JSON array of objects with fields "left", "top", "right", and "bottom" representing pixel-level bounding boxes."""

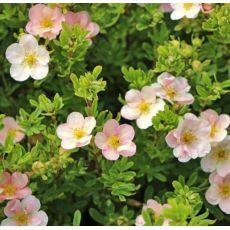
[
  {"left": 121, "top": 105, "right": 140, "bottom": 120},
  {"left": 29, "top": 211, "right": 48, "bottom": 226},
  {"left": 219, "top": 198, "right": 230, "bottom": 214},
  {"left": 102, "top": 147, "right": 120, "bottom": 160},
  {"left": 94, "top": 132, "right": 107, "bottom": 149},
  {"left": 30, "top": 64, "right": 48, "bottom": 80},
  {"left": 12, "top": 172, "right": 28, "bottom": 189},
  {"left": 56, "top": 124, "right": 73, "bottom": 139},
  {"left": 10, "top": 64, "right": 31, "bottom": 82},
  {"left": 37, "top": 46, "right": 50, "bottom": 65},
  {"left": 19, "top": 34, "right": 38, "bottom": 50},
  {"left": 1, "top": 218, "right": 18, "bottom": 226},
  {"left": 67, "top": 112, "right": 84, "bottom": 129},
  {"left": 61, "top": 138, "right": 77, "bottom": 150},
  {"left": 200, "top": 155, "right": 216, "bottom": 173},
  {"left": 21, "top": 195, "right": 41, "bottom": 213},
  {"left": 83, "top": 117, "right": 96, "bottom": 134},
  {"left": 103, "top": 119, "right": 119, "bottom": 136},
  {"left": 5, "top": 43, "right": 24, "bottom": 64},
  {"left": 119, "top": 124, "right": 135, "bottom": 142},
  {"left": 205, "top": 185, "right": 221, "bottom": 205},
  {"left": 4, "top": 199, "right": 22, "bottom": 217},
  {"left": 141, "top": 86, "right": 156, "bottom": 103}
]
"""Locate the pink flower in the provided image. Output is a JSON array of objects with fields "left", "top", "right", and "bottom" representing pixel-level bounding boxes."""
[
  {"left": 160, "top": 4, "right": 173, "bottom": 13},
  {"left": 1, "top": 195, "right": 48, "bottom": 226},
  {"left": 201, "top": 136, "right": 230, "bottom": 177},
  {"left": 57, "top": 112, "right": 96, "bottom": 150},
  {"left": 0, "top": 172, "right": 32, "bottom": 201},
  {"left": 121, "top": 86, "right": 165, "bottom": 129},
  {"left": 26, "top": 4, "right": 64, "bottom": 40},
  {"left": 166, "top": 113, "right": 211, "bottom": 162},
  {"left": 94, "top": 119, "right": 136, "bottom": 160},
  {"left": 135, "top": 199, "right": 170, "bottom": 226},
  {"left": 205, "top": 172, "right": 230, "bottom": 214},
  {"left": 200, "top": 109, "right": 230, "bottom": 143},
  {"left": 201, "top": 4, "right": 214, "bottom": 14},
  {"left": 152, "top": 72, "right": 194, "bottom": 105},
  {"left": 64, "top": 11, "right": 100, "bottom": 41},
  {"left": 0, "top": 117, "right": 25, "bottom": 145}
]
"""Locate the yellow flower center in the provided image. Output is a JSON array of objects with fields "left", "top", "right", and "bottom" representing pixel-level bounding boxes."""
[
  {"left": 219, "top": 183, "right": 230, "bottom": 198},
  {"left": 73, "top": 129, "right": 86, "bottom": 139},
  {"left": 15, "top": 210, "right": 29, "bottom": 226},
  {"left": 183, "top": 3, "right": 195, "bottom": 10},
  {"left": 40, "top": 18, "right": 53, "bottom": 28},
  {"left": 213, "top": 148, "right": 229, "bottom": 163},
  {"left": 138, "top": 101, "right": 150, "bottom": 114},
  {"left": 3, "top": 184, "right": 16, "bottom": 196},
  {"left": 8, "top": 128, "right": 17, "bottom": 138},
  {"left": 24, "top": 53, "right": 37, "bottom": 67},
  {"left": 181, "top": 130, "right": 196, "bottom": 145},
  {"left": 165, "top": 86, "right": 176, "bottom": 99},
  {"left": 108, "top": 135, "right": 120, "bottom": 149},
  {"left": 210, "top": 125, "right": 218, "bottom": 138}
]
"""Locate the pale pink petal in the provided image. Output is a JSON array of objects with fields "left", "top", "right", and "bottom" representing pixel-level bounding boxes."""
[
  {"left": 1, "top": 218, "right": 18, "bottom": 226},
  {"left": 200, "top": 155, "right": 216, "bottom": 173},
  {"left": 94, "top": 132, "right": 107, "bottom": 149},
  {"left": 21, "top": 195, "right": 41, "bottom": 213},
  {"left": 57, "top": 124, "right": 73, "bottom": 139},
  {"left": 102, "top": 147, "right": 120, "bottom": 160},
  {"left": 217, "top": 161, "right": 230, "bottom": 177},
  {"left": 173, "top": 146, "right": 191, "bottom": 162},
  {"left": 83, "top": 117, "right": 96, "bottom": 134},
  {"left": 118, "top": 142, "right": 136, "bottom": 157},
  {"left": 157, "top": 72, "right": 175, "bottom": 86},
  {"left": 219, "top": 198, "right": 230, "bottom": 214},
  {"left": 201, "top": 109, "right": 218, "bottom": 124},
  {"left": 103, "top": 119, "right": 119, "bottom": 136},
  {"left": 4, "top": 199, "right": 22, "bottom": 217},
  {"left": 67, "top": 112, "right": 84, "bottom": 129},
  {"left": 15, "top": 188, "right": 32, "bottom": 199},
  {"left": 141, "top": 86, "right": 156, "bottom": 103},
  {"left": 125, "top": 89, "right": 142, "bottom": 104},
  {"left": 135, "top": 215, "right": 145, "bottom": 226},
  {"left": 29, "top": 211, "right": 48, "bottom": 226},
  {"left": 12, "top": 172, "right": 28, "bottom": 189},
  {"left": 174, "top": 93, "right": 194, "bottom": 105},
  {"left": 205, "top": 185, "right": 221, "bottom": 205},
  {"left": 209, "top": 172, "right": 223, "bottom": 185},
  {"left": 118, "top": 124, "right": 135, "bottom": 142},
  {"left": 61, "top": 138, "right": 77, "bottom": 150},
  {"left": 165, "top": 130, "right": 178, "bottom": 148},
  {"left": 217, "top": 114, "right": 230, "bottom": 129},
  {"left": 75, "top": 135, "right": 92, "bottom": 147},
  {"left": 0, "top": 172, "right": 11, "bottom": 185},
  {"left": 121, "top": 105, "right": 140, "bottom": 120},
  {"left": 15, "top": 131, "right": 25, "bottom": 143},
  {"left": 86, "top": 22, "right": 100, "bottom": 38},
  {"left": 28, "top": 4, "right": 45, "bottom": 21}
]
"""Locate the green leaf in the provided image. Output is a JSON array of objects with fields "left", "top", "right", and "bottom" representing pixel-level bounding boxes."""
[{"left": 73, "top": 210, "right": 81, "bottom": 226}]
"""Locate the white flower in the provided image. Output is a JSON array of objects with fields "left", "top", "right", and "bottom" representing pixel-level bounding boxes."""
[
  {"left": 5, "top": 34, "right": 50, "bottom": 81},
  {"left": 121, "top": 86, "right": 165, "bottom": 129},
  {"left": 170, "top": 3, "right": 201, "bottom": 20},
  {"left": 57, "top": 112, "right": 96, "bottom": 150}
]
